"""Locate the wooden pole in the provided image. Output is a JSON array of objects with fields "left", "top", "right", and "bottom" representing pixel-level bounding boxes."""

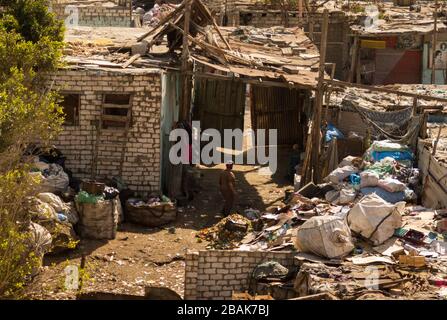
[
  {"left": 310, "top": 9, "right": 329, "bottom": 183},
  {"left": 180, "top": 0, "right": 192, "bottom": 121},
  {"left": 432, "top": 123, "right": 444, "bottom": 156},
  {"left": 348, "top": 36, "right": 359, "bottom": 83},
  {"left": 412, "top": 96, "right": 418, "bottom": 116},
  {"left": 431, "top": 0, "right": 438, "bottom": 84}
]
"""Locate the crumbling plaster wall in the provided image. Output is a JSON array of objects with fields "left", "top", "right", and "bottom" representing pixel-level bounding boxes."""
[
  {"left": 184, "top": 250, "right": 297, "bottom": 300},
  {"left": 50, "top": 68, "right": 162, "bottom": 193}
]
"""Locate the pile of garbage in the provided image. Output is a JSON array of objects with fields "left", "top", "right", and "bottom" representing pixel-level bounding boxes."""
[
  {"left": 28, "top": 192, "right": 79, "bottom": 255},
  {"left": 197, "top": 214, "right": 252, "bottom": 249},
  {"left": 23, "top": 147, "right": 78, "bottom": 260},
  {"left": 210, "top": 139, "right": 447, "bottom": 299},
  {"left": 125, "top": 194, "right": 177, "bottom": 227},
  {"left": 324, "top": 140, "right": 419, "bottom": 205},
  {"left": 75, "top": 181, "right": 122, "bottom": 240}
]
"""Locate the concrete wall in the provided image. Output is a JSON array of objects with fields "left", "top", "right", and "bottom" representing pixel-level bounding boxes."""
[
  {"left": 184, "top": 250, "right": 297, "bottom": 300},
  {"left": 51, "top": 0, "right": 132, "bottom": 27},
  {"left": 50, "top": 68, "right": 162, "bottom": 193}
]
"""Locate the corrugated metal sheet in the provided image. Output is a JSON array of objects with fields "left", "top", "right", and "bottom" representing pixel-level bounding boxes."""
[
  {"left": 193, "top": 78, "right": 246, "bottom": 146},
  {"left": 251, "top": 86, "right": 308, "bottom": 146}
]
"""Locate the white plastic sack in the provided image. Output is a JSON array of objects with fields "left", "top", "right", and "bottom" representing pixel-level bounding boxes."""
[
  {"left": 37, "top": 193, "right": 65, "bottom": 212},
  {"left": 39, "top": 164, "right": 69, "bottom": 193},
  {"left": 32, "top": 198, "right": 58, "bottom": 221},
  {"left": 360, "top": 171, "right": 379, "bottom": 188},
  {"left": 378, "top": 178, "right": 406, "bottom": 193},
  {"left": 347, "top": 194, "right": 404, "bottom": 245},
  {"left": 32, "top": 161, "right": 50, "bottom": 171},
  {"left": 28, "top": 222, "right": 52, "bottom": 257},
  {"left": 294, "top": 216, "right": 355, "bottom": 259},
  {"left": 325, "top": 190, "right": 340, "bottom": 203},
  {"left": 36, "top": 193, "right": 79, "bottom": 225},
  {"left": 339, "top": 156, "right": 356, "bottom": 168},
  {"left": 325, "top": 165, "right": 358, "bottom": 184},
  {"left": 339, "top": 188, "right": 356, "bottom": 205}
]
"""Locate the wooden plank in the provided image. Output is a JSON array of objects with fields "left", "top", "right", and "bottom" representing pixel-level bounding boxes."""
[
  {"left": 101, "top": 114, "right": 128, "bottom": 122},
  {"left": 103, "top": 103, "right": 130, "bottom": 109},
  {"left": 348, "top": 36, "right": 359, "bottom": 83},
  {"left": 122, "top": 53, "right": 141, "bottom": 69}
]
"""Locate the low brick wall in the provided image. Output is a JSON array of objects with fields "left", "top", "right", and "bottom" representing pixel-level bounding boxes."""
[{"left": 184, "top": 250, "right": 297, "bottom": 300}]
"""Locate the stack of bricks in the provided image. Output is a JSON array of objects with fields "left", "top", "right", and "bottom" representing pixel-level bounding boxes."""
[
  {"left": 184, "top": 250, "right": 297, "bottom": 300},
  {"left": 48, "top": 68, "right": 162, "bottom": 194},
  {"left": 51, "top": 0, "right": 132, "bottom": 27}
]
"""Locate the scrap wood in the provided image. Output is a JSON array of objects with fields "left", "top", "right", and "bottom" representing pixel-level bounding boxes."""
[
  {"left": 289, "top": 292, "right": 339, "bottom": 300},
  {"left": 122, "top": 54, "right": 142, "bottom": 68}
]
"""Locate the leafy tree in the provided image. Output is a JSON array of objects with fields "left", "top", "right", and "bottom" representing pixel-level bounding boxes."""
[{"left": 0, "top": 0, "right": 64, "bottom": 298}]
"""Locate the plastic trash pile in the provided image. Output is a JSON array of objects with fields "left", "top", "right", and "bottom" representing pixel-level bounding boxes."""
[
  {"left": 28, "top": 192, "right": 79, "bottom": 254},
  {"left": 220, "top": 139, "right": 447, "bottom": 299},
  {"left": 324, "top": 140, "right": 419, "bottom": 205}
]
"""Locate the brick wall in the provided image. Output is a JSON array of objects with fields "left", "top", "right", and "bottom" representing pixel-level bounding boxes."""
[
  {"left": 51, "top": 0, "right": 132, "bottom": 27},
  {"left": 49, "top": 68, "right": 162, "bottom": 194},
  {"left": 184, "top": 250, "right": 297, "bottom": 300}
]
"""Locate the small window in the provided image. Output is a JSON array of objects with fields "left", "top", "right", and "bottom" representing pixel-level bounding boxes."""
[
  {"left": 102, "top": 94, "right": 131, "bottom": 129},
  {"left": 60, "top": 93, "right": 80, "bottom": 126}
]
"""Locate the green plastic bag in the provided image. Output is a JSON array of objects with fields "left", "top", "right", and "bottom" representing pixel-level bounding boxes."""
[{"left": 76, "top": 191, "right": 104, "bottom": 204}]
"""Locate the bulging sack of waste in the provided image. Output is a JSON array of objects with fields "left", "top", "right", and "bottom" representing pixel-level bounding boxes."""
[
  {"left": 325, "top": 166, "right": 358, "bottom": 184},
  {"left": 360, "top": 171, "right": 379, "bottom": 188},
  {"left": 347, "top": 193, "right": 404, "bottom": 245},
  {"left": 378, "top": 178, "right": 406, "bottom": 193},
  {"left": 294, "top": 216, "right": 355, "bottom": 259},
  {"left": 39, "top": 164, "right": 69, "bottom": 193},
  {"left": 26, "top": 222, "right": 52, "bottom": 277},
  {"left": 37, "top": 193, "right": 65, "bottom": 212},
  {"left": 339, "top": 188, "right": 356, "bottom": 204}
]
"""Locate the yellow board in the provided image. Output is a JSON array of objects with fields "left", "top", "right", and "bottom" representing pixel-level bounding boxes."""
[{"left": 360, "top": 40, "right": 387, "bottom": 49}]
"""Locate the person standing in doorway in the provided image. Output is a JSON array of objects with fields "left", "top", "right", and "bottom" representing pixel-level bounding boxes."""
[{"left": 219, "top": 161, "right": 236, "bottom": 216}]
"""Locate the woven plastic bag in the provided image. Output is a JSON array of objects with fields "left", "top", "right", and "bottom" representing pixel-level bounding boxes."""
[
  {"left": 294, "top": 216, "right": 354, "bottom": 259},
  {"left": 347, "top": 193, "right": 404, "bottom": 245}
]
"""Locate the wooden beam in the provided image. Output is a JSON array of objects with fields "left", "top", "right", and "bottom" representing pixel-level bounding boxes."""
[
  {"left": 122, "top": 53, "right": 141, "bottom": 69},
  {"left": 431, "top": 0, "right": 438, "bottom": 84},
  {"left": 432, "top": 123, "right": 444, "bottom": 156},
  {"left": 180, "top": 0, "right": 193, "bottom": 121},
  {"left": 348, "top": 36, "right": 359, "bottom": 83},
  {"left": 310, "top": 9, "right": 329, "bottom": 184}
]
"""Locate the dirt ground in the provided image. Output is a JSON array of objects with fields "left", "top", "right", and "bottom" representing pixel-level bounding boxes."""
[{"left": 24, "top": 148, "right": 294, "bottom": 300}]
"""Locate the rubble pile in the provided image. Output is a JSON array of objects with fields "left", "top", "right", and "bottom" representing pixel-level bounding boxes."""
[{"left": 197, "top": 214, "right": 252, "bottom": 249}]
